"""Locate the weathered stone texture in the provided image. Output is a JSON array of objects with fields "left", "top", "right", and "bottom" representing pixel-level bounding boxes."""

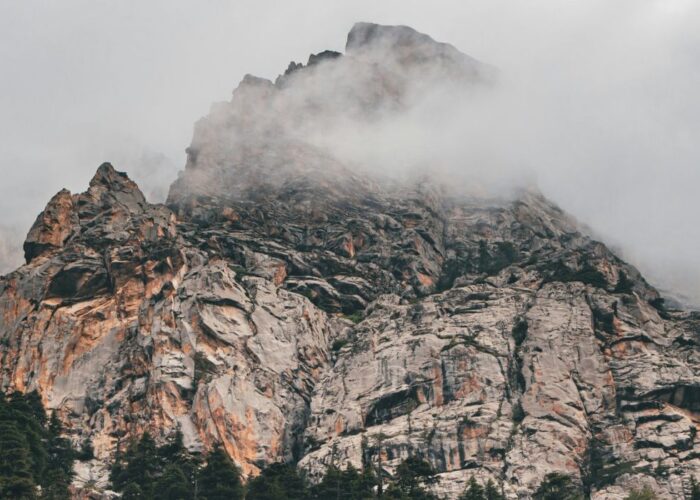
[{"left": 1, "top": 23, "right": 699, "bottom": 500}]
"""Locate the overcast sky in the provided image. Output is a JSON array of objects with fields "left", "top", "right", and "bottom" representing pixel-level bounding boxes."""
[{"left": 0, "top": 1, "right": 699, "bottom": 305}]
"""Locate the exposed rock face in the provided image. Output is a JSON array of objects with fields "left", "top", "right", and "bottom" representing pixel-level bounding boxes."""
[{"left": 1, "top": 22, "right": 700, "bottom": 499}]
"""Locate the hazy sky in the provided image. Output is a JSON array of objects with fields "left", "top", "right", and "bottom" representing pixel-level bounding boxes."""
[{"left": 0, "top": 1, "right": 699, "bottom": 305}]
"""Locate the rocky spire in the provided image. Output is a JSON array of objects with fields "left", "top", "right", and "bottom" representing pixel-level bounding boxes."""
[
  {"left": 23, "top": 188, "right": 77, "bottom": 263},
  {"left": 82, "top": 162, "right": 147, "bottom": 214},
  {"left": 345, "top": 22, "right": 491, "bottom": 80},
  {"left": 23, "top": 163, "right": 150, "bottom": 264}
]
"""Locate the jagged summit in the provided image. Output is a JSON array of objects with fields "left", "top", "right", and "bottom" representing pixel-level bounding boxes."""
[
  {"left": 86, "top": 162, "right": 148, "bottom": 211},
  {"left": 345, "top": 22, "right": 487, "bottom": 77},
  {"left": 23, "top": 163, "right": 154, "bottom": 265},
  {"left": 167, "top": 23, "right": 492, "bottom": 215},
  {"left": 346, "top": 22, "right": 433, "bottom": 51},
  {"left": 2, "top": 23, "right": 700, "bottom": 500},
  {"left": 89, "top": 162, "right": 140, "bottom": 194}
]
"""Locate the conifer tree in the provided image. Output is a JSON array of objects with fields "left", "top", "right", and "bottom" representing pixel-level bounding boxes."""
[
  {"left": 42, "top": 413, "right": 75, "bottom": 499},
  {"left": 0, "top": 419, "right": 37, "bottom": 499},
  {"left": 533, "top": 473, "right": 584, "bottom": 500},
  {"left": 197, "top": 445, "right": 244, "bottom": 500},
  {"left": 160, "top": 430, "right": 201, "bottom": 498},
  {"left": 154, "top": 463, "right": 192, "bottom": 500},
  {"left": 460, "top": 477, "right": 485, "bottom": 500},
  {"left": 385, "top": 457, "right": 439, "bottom": 500},
  {"left": 7, "top": 391, "right": 48, "bottom": 482},
  {"left": 484, "top": 479, "right": 505, "bottom": 500},
  {"left": 310, "top": 463, "right": 378, "bottom": 500},
  {"left": 111, "top": 432, "right": 161, "bottom": 496},
  {"left": 0, "top": 392, "right": 75, "bottom": 500},
  {"left": 247, "top": 462, "right": 308, "bottom": 500},
  {"left": 691, "top": 477, "right": 700, "bottom": 500},
  {"left": 122, "top": 482, "right": 145, "bottom": 500}
]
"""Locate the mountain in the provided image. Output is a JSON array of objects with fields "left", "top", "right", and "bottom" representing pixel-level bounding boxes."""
[{"left": 2, "top": 22, "right": 700, "bottom": 499}]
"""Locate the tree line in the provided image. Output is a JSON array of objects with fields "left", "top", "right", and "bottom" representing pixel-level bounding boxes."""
[
  {"left": 108, "top": 432, "right": 700, "bottom": 500},
  {"left": 1, "top": 391, "right": 699, "bottom": 499},
  {"left": 0, "top": 391, "right": 75, "bottom": 499}
]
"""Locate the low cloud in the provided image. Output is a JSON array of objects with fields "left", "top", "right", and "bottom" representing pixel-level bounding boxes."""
[{"left": 0, "top": 226, "right": 23, "bottom": 275}]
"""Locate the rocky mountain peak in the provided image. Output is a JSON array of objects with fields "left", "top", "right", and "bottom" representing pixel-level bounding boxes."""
[
  {"left": 346, "top": 22, "right": 492, "bottom": 81},
  {"left": 2, "top": 23, "right": 700, "bottom": 500},
  {"left": 167, "top": 23, "right": 492, "bottom": 221},
  {"left": 23, "top": 188, "right": 77, "bottom": 263},
  {"left": 84, "top": 162, "right": 147, "bottom": 213},
  {"left": 23, "top": 163, "right": 152, "bottom": 265}
]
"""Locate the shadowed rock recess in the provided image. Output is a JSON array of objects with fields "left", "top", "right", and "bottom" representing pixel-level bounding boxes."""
[{"left": 1, "top": 23, "right": 699, "bottom": 499}]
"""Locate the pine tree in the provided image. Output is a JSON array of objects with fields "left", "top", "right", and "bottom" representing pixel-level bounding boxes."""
[
  {"left": 157, "top": 429, "right": 185, "bottom": 463},
  {"left": 12, "top": 391, "right": 47, "bottom": 427},
  {"left": 7, "top": 391, "right": 48, "bottom": 484},
  {"left": 110, "top": 438, "right": 126, "bottom": 493},
  {"left": 0, "top": 392, "right": 76, "bottom": 499},
  {"left": 385, "top": 457, "right": 439, "bottom": 500},
  {"left": 371, "top": 432, "right": 389, "bottom": 496},
  {"left": 197, "top": 445, "right": 244, "bottom": 500},
  {"left": 109, "top": 429, "right": 202, "bottom": 499},
  {"left": 75, "top": 438, "right": 94, "bottom": 460},
  {"left": 310, "top": 463, "right": 378, "bottom": 500},
  {"left": 460, "top": 477, "right": 485, "bottom": 500},
  {"left": 122, "top": 482, "right": 145, "bottom": 500},
  {"left": 111, "top": 432, "right": 161, "bottom": 496},
  {"left": 247, "top": 462, "right": 308, "bottom": 500},
  {"left": 154, "top": 463, "right": 192, "bottom": 500},
  {"left": 533, "top": 473, "right": 584, "bottom": 500},
  {"left": 355, "top": 464, "right": 379, "bottom": 499},
  {"left": 42, "top": 413, "right": 75, "bottom": 499},
  {"left": 484, "top": 479, "right": 505, "bottom": 500},
  {"left": 312, "top": 466, "right": 344, "bottom": 500},
  {"left": 691, "top": 477, "right": 700, "bottom": 500},
  {"left": 0, "top": 419, "right": 37, "bottom": 499},
  {"left": 159, "top": 430, "right": 201, "bottom": 497}
]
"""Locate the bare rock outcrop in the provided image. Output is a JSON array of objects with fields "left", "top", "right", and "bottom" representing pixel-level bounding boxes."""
[{"left": 1, "top": 23, "right": 699, "bottom": 499}]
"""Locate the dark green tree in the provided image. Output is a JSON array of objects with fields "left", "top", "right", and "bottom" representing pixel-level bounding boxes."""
[
  {"left": 247, "top": 462, "right": 308, "bottom": 500},
  {"left": 0, "top": 392, "right": 75, "bottom": 499},
  {"left": 42, "top": 413, "right": 75, "bottom": 499},
  {"left": 110, "top": 429, "right": 202, "bottom": 499},
  {"left": 310, "top": 463, "right": 376, "bottom": 500},
  {"left": 311, "top": 466, "right": 346, "bottom": 500},
  {"left": 158, "top": 430, "right": 200, "bottom": 493},
  {"left": 75, "top": 438, "right": 94, "bottom": 460},
  {"left": 533, "top": 473, "right": 583, "bottom": 500},
  {"left": 110, "top": 432, "right": 161, "bottom": 497},
  {"left": 349, "top": 464, "right": 379, "bottom": 500},
  {"left": 459, "top": 477, "right": 485, "bottom": 500},
  {"left": 157, "top": 429, "right": 186, "bottom": 463},
  {"left": 198, "top": 445, "right": 244, "bottom": 500},
  {"left": 154, "top": 464, "right": 192, "bottom": 500},
  {"left": 370, "top": 432, "right": 389, "bottom": 496},
  {"left": 0, "top": 419, "right": 36, "bottom": 499},
  {"left": 11, "top": 391, "right": 47, "bottom": 427},
  {"left": 484, "top": 479, "right": 505, "bottom": 500},
  {"left": 7, "top": 391, "right": 48, "bottom": 483},
  {"left": 384, "top": 457, "right": 439, "bottom": 500},
  {"left": 122, "top": 482, "right": 145, "bottom": 500},
  {"left": 691, "top": 477, "right": 700, "bottom": 500}
]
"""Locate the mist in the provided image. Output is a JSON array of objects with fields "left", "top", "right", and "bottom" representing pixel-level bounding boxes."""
[{"left": 0, "top": 1, "right": 699, "bottom": 306}]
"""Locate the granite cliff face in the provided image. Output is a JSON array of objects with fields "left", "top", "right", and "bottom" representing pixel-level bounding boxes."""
[{"left": 2, "top": 23, "right": 700, "bottom": 499}]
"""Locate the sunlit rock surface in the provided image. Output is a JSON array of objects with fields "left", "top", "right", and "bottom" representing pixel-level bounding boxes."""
[{"left": 2, "top": 23, "right": 700, "bottom": 499}]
